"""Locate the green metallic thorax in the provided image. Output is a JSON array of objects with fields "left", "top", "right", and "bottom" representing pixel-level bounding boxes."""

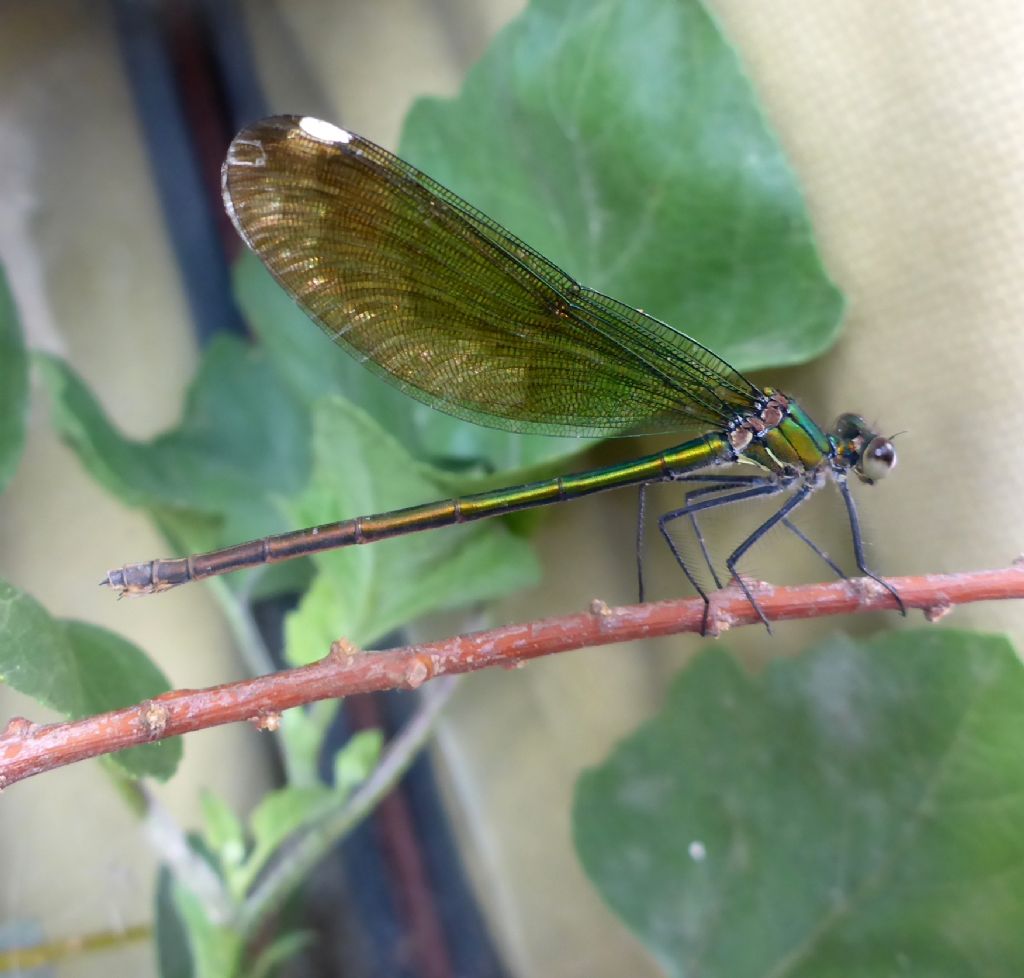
[{"left": 743, "top": 398, "right": 832, "bottom": 474}]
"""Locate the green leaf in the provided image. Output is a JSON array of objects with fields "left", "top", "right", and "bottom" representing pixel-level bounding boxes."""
[
  {"left": 64, "top": 622, "right": 183, "bottom": 779},
  {"left": 35, "top": 338, "right": 309, "bottom": 516},
  {"left": 155, "top": 867, "right": 195, "bottom": 978},
  {"left": 278, "top": 701, "right": 340, "bottom": 787},
  {"left": 171, "top": 881, "right": 242, "bottom": 978},
  {"left": 35, "top": 351, "right": 154, "bottom": 507},
  {"left": 574, "top": 629, "right": 1024, "bottom": 977},
  {"left": 402, "top": 0, "right": 842, "bottom": 376},
  {"left": 236, "top": 785, "right": 336, "bottom": 895},
  {"left": 284, "top": 574, "right": 345, "bottom": 667},
  {"left": 0, "top": 580, "right": 83, "bottom": 714},
  {"left": 0, "top": 265, "right": 28, "bottom": 494},
  {"left": 282, "top": 398, "right": 540, "bottom": 659},
  {"left": 236, "top": 732, "right": 382, "bottom": 894},
  {"left": 200, "top": 790, "right": 247, "bottom": 880},
  {"left": 37, "top": 341, "right": 315, "bottom": 599},
  {"left": 246, "top": 929, "right": 316, "bottom": 978},
  {"left": 0, "top": 580, "right": 181, "bottom": 780},
  {"left": 333, "top": 728, "right": 383, "bottom": 796}
]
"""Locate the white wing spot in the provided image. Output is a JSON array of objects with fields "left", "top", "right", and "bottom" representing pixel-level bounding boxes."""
[
  {"left": 299, "top": 117, "right": 353, "bottom": 144},
  {"left": 226, "top": 138, "right": 267, "bottom": 167}
]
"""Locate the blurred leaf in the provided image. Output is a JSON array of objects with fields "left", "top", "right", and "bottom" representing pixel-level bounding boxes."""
[
  {"left": 37, "top": 340, "right": 314, "bottom": 600},
  {"left": 333, "top": 728, "right": 383, "bottom": 796},
  {"left": 156, "top": 867, "right": 194, "bottom": 978},
  {"left": 200, "top": 790, "right": 247, "bottom": 881},
  {"left": 239, "top": 785, "right": 336, "bottom": 894},
  {"left": 283, "top": 397, "right": 540, "bottom": 659},
  {"left": 574, "top": 629, "right": 1024, "bottom": 977},
  {"left": 402, "top": 0, "right": 842, "bottom": 375},
  {"left": 0, "top": 580, "right": 180, "bottom": 780},
  {"left": 36, "top": 351, "right": 154, "bottom": 507},
  {"left": 171, "top": 881, "right": 242, "bottom": 978},
  {"left": 237, "top": 730, "right": 382, "bottom": 895},
  {"left": 35, "top": 338, "right": 308, "bottom": 515},
  {"left": 0, "top": 580, "right": 82, "bottom": 713},
  {"left": 278, "top": 701, "right": 340, "bottom": 787},
  {"left": 246, "top": 930, "right": 316, "bottom": 978},
  {"left": 64, "top": 622, "right": 183, "bottom": 779},
  {"left": 0, "top": 266, "right": 28, "bottom": 494},
  {"left": 249, "top": 785, "right": 335, "bottom": 855},
  {"left": 243, "top": 554, "right": 315, "bottom": 604},
  {"left": 284, "top": 574, "right": 349, "bottom": 666},
  {"left": 151, "top": 507, "right": 276, "bottom": 603}
]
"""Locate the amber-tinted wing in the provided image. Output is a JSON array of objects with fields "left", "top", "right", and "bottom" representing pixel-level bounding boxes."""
[{"left": 222, "top": 115, "right": 760, "bottom": 437}]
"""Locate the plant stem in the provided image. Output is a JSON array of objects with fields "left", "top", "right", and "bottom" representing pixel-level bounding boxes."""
[{"left": 236, "top": 677, "right": 458, "bottom": 937}]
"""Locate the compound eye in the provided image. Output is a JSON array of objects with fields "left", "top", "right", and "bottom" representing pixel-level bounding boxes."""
[
  {"left": 833, "top": 413, "right": 867, "bottom": 441},
  {"left": 858, "top": 436, "right": 896, "bottom": 483}
]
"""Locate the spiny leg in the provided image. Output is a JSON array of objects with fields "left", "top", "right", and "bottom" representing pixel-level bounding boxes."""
[
  {"left": 637, "top": 483, "right": 650, "bottom": 602},
  {"left": 666, "top": 475, "right": 849, "bottom": 581},
  {"left": 837, "top": 477, "right": 907, "bottom": 615},
  {"left": 779, "top": 517, "right": 846, "bottom": 579},
  {"left": 654, "top": 474, "right": 899, "bottom": 630},
  {"left": 724, "top": 483, "right": 816, "bottom": 634},
  {"left": 662, "top": 474, "right": 786, "bottom": 591},
  {"left": 684, "top": 484, "right": 725, "bottom": 590},
  {"left": 637, "top": 474, "right": 771, "bottom": 602},
  {"left": 658, "top": 481, "right": 785, "bottom": 634}
]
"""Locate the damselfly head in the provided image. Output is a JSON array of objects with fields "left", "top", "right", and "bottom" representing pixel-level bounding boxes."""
[{"left": 830, "top": 413, "right": 897, "bottom": 484}]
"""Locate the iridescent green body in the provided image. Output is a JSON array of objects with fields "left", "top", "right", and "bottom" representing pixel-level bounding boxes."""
[
  {"left": 104, "top": 116, "right": 901, "bottom": 623},
  {"left": 106, "top": 432, "right": 732, "bottom": 592},
  {"left": 105, "top": 389, "right": 865, "bottom": 598}
]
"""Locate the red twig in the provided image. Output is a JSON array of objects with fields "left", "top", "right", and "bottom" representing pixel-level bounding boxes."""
[{"left": 2, "top": 565, "right": 1022, "bottom": 788}]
